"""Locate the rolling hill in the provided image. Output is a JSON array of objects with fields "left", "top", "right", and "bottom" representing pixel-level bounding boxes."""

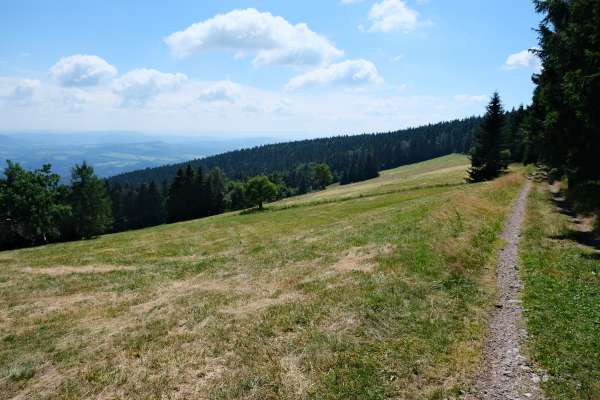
[
  {"left": 1, "top": 155, "right": 526, "bottom": 398},
  {"left": 108, "top": 117, "right": 481, "bottom": 186},
  {"left": 1, "top": 155, "right": 597, "bottom": 399}
]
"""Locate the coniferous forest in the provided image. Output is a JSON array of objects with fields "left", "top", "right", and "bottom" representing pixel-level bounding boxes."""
[
  {"left": 109, "top": 117, "right": 482, "bottom": 187},
  {"left": 520, "top": 0, "right": 600, "bottom": 213}
]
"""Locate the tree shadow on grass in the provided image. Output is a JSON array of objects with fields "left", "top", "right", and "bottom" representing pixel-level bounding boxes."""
[{"left": 550, "top": 190, "right": 600, "bottom": 253}]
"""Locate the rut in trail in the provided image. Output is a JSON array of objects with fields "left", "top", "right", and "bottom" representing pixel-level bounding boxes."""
[{"left": 467, "top": 181, "right": 545, "bottom": 400}]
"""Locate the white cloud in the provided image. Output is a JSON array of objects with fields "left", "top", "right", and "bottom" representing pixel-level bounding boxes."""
[
  {"left": 504, "top": 49, "right": 541, "bottom": 71},
  {"left": 454, "top": 94, "right": 487, "bottom": 103},
  {"left": 197, "top": 80, "right": 241, "bottom": 103},
  {"left": 49, "top": 55, "right": 117, "bottom": 87},
  {"left": 54, "top": 88, "right": 92, "bottom": 112},
  {"left": 285, "top": 59, "right": 382, "bottom": 91},
  {"left": 366, "top": 0, "right": 419, "bottom": 33},
  {"left": 112, "top": 69, "right": 188, "bottom": 107},
  {"left": 9, "top": 79, "right": 40, "bottom": 104},
  {"left": 164, "top": 8, "right": 343, "bottom": 67}
]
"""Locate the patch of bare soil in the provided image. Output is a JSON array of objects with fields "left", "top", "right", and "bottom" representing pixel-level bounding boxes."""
[
  {"left": 334, "top": 244, "right": 393, "bottom": 273},
  {"left": 466, "top": 181, "right": 546, "bottom": 400}
]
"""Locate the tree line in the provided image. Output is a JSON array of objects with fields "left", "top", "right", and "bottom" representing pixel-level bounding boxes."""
[
  {"left": 0, "top": 158, "right": 334, "bottom": 249},
  {"left": 469, "top": 0, "right": 599, "bottom": 219},
  {"left": 109, "top": 117, "right": 483, "bottom": 187},
  {"left": 524, "top": 0, "right": 600, "bottom": 213},
  {"left": 4, "top": 110, "right": 532, "bottom": 250},
  {"left": 0, "top": 162, "right": 112, "bottom": 249}
]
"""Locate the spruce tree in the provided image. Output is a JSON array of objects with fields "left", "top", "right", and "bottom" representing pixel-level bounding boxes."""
[
  {"left": 468, "top": 92, "right": 508, "bottom": 182},
  {"left": 167, "top": 168, "right": 186, "bottom": 223},
  {"left": 206, "top": 168, "right": 226, "bottom": 215},
  {"left": 68, "top": 162, "right": 113, "bottom": 239}
]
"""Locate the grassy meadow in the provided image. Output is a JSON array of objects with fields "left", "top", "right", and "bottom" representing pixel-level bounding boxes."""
[
  {"left": 521, "top": 182, "right": 600, "bottom": 399},
  {"left": 0, "top": 155, "right": 526, "bottom": 399}
]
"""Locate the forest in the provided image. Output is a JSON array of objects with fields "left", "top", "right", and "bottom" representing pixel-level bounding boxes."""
[{"left": 108, "top": 117, "right": 482, "bottom": 186}]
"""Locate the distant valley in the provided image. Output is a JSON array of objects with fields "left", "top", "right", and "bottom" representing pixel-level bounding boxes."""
[{"left": 0, "top": 133, "right": 274, "bottom": 180}]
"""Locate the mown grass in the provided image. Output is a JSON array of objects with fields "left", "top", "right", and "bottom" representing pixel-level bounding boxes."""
[
  {"left": 0, "top": 155, "right": 525, "bottom": 399},
  {"left": 521, "top": 182, "right": 600, "bottom": 399}
]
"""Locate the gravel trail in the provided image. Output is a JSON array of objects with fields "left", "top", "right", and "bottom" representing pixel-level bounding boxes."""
[{"left": 468, "top": 180, "right": 545, "bottom": 400}]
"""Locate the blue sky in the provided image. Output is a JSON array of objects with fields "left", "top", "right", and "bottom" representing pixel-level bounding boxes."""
[{"left": 0, "top": 1, "right": 541, "bottom": 139}]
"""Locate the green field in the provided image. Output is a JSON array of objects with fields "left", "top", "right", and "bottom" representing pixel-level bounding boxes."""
[
  {"left": 521, "top": 182, "right": 600, "bottom": 399},
  {"left": 0, "top": 155, "right": 527, "bottom": 399}
]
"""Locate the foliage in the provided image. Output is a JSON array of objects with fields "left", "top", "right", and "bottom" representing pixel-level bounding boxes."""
[
  {"left": 66, "top": 162, "right": 113, "bottom": 239},
  {"left": 245, "top": 175, "right": 277, "bottom": 209},
  {"left": 0, "top": 161, "right": 70, "bottom": 247},
  {"left": 525, "top": 0, "right": 600, "bottom": 209},
  {"left": 468, "top": 92, "right": 508, "bottom": 182},
  {"left": 109, "top": 117, "right": 483, "bottom": 187},
  {"left": 313, "top": 163, "right": 334, "bottom": 190},
  {"left": 340, "top": 150, "right": 379, "bottom": 185}
]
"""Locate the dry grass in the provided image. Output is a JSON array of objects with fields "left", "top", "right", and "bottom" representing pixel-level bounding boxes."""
[{"left": 0, "top": 155, "right": 526, "bottom": 399}]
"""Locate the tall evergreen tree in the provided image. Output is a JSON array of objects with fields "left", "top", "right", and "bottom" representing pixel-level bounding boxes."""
[
  {"left": 206, "top": 168, "right": 226, "bottom": 215},
  {"left": 191, "top": 166, "right": 208, "bottom": 218},
  {"left": 68, "top": 162, "right": 113, "bottom": 239},
  {"left": 468, "top": 92, "right": 508, "bottom": 182},
  {"left": 527, "top": 0, "right": 600, "bottom": 188},
  {"left": 144, "top": 181, "right": 166, "bottom": 227},
  {"left": 167, "top": 167, "right": 187, "bottom": 223}
]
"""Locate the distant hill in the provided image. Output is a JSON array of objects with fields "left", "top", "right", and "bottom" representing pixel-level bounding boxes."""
[
  {"left": 109, "top": 117, "right": 482, "bottom": 186},
  {"left": 0, "top": 133, "right": 274, "bottom": 180}
]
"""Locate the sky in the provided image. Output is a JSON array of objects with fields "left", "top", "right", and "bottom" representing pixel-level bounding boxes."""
[{"left": 0, "top": 0, "right": 542, "bottom": 139}]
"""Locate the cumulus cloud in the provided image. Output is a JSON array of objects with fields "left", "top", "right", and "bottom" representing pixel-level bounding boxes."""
[
  {"left": 50, "top": 55, "right": 117, "bottom": 87},
  {"left": 9, "top": 79, "right": 40, "bottom": 103},
  {"left": 366, "top": 0, "right": 419, "bottom": 33},
  {"left": 454, "top": 94, "right": 487, "bottom": 103},
  {"left": 112, "top": 69, "right": 187, "bottom": 107},
  {"left": 504, "top": 49, "right": 541, "bottom": 71},
  {"left": 285, "top": 59, "right": 382, "bottom": 91},
  {"left": 197, "top": 81, "right": 241, "bottom": 103},
  {"left": 164, "top": 8, "right": 343, "bottom": 67}
]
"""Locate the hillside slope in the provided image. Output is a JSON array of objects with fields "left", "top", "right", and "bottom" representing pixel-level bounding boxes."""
[
  {"left": 108, "top": 118, "right": 480, "bottom": 186},
  {"left": 0, "top": 155, "right": 526, "bottom": 399}
]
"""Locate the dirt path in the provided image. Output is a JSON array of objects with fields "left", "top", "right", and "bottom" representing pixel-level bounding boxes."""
[{"left": 468, "top": 180, "right": 545, "bottom": 400}]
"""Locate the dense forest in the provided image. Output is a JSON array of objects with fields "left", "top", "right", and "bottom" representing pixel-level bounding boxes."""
[
  {"left": 520, "top": 0, "right": 600, "bottom": 214},
  {"left": 109, "top": 117, "right": 482, "bottom": 187}
]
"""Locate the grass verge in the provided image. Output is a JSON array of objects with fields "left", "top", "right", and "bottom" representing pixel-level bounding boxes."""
[{"left": 521, "top": 182, "right": 600, "bottom": 399}]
